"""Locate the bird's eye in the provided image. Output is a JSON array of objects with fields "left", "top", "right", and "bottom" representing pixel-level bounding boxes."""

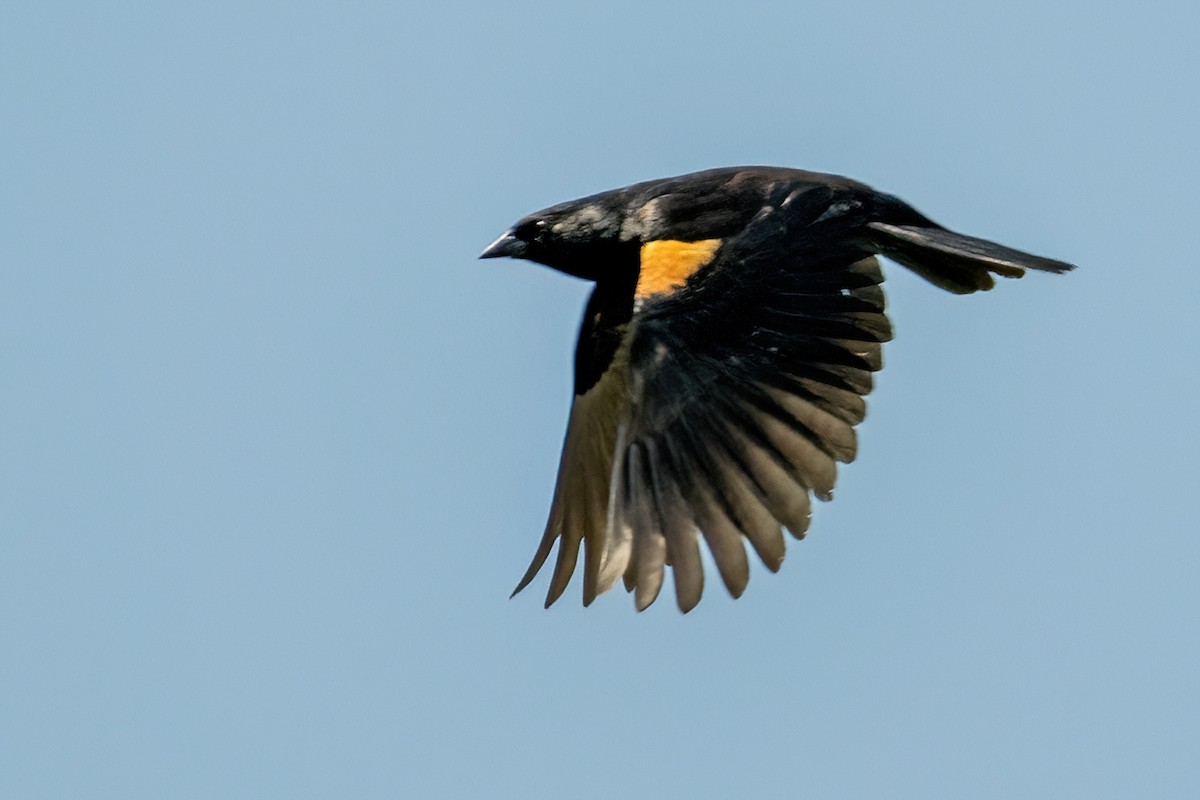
[{"left": 517, "top": 219, "right": 548, "bottom": 242}]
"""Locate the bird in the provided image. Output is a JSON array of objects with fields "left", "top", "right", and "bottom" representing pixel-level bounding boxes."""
[{"left": 481, "top": 166, "right": 1074, "bottom": 612}]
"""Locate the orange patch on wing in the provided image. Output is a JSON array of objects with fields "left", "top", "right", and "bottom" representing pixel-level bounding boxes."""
[{"left": 636, "top": 239, "right": 722, "bottom": 298}]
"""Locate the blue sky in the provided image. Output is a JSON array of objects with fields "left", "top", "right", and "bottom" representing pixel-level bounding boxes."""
[{"left": 3, "top": 2, "right": 1197, "bottom": 797}]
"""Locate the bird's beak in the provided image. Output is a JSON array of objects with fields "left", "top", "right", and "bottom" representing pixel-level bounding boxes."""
[{"left": 479, "top": 230, "right": 527, "bottom": 259}]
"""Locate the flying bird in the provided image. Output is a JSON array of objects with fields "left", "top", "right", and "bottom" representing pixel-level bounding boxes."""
[{"left": 481, "top": 166, "right": 1074, "bottom": 612}]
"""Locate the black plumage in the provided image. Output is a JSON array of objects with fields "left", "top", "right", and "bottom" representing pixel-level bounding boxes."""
[{"left": 481, "top": 166, "right": 1074, "bottom": 612}]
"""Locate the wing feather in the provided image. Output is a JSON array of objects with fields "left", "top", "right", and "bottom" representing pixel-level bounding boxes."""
[
  {"left": 514, "top": 206, "right": 890, "bottom": 609},
  {"left": 626, "top": 442, "right": 667, "bottom": 610}
]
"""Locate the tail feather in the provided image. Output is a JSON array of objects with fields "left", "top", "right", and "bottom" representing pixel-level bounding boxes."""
[{"left": 867, "top": 221, "right": 1076, "bottom": 294}]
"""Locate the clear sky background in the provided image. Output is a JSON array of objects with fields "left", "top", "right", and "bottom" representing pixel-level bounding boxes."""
[{"left": 3, "top": 2, "right": 1197, "bottom": 797}]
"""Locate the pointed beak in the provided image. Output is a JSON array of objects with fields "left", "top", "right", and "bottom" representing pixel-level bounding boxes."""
[{"left": 479, "top": 230, "right": 526, "bottom": 259}]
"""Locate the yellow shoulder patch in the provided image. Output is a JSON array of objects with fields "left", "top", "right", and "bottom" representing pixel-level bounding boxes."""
[{"left": 636, "top": 239, "right": 722, "bottom": 299}]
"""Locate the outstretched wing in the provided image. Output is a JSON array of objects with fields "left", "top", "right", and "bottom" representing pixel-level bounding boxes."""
[
  {"left": 515, "top": 190, "right": 893, "bottom": 611},
  {"left": 608, "top": 216, "right": 890, "bottom": 611}
]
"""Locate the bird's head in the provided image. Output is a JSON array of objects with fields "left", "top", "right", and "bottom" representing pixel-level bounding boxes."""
[{"left": 480, "top": 195, "right": 641, "bottom": 281}]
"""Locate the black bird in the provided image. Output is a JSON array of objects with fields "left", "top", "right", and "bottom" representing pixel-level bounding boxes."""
[{"left": 481, "top": 166, "right": 1074, "bottom": 612}]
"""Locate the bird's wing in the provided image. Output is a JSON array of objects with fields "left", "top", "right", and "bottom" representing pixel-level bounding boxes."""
[
  {"left": 509, "top": 342, "right": 631, "bottom": 609},
  {"left": 514, "top": 192, "right": 894, "bottom": 611},
  {"left": 609, "top": 225, "right": 889, "bottom": 611}
]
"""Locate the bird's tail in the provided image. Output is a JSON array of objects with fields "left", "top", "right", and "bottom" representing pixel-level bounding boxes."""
[{"left": 865, "top": 220, "right": 1076, "bottom": 294}]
